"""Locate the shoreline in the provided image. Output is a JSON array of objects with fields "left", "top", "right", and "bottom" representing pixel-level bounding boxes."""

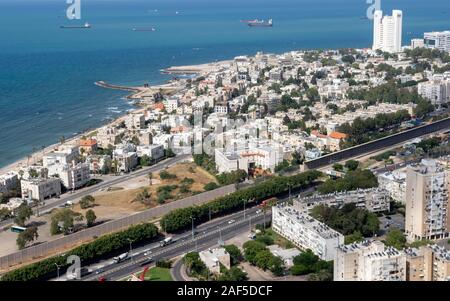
[{"left": 0, "top": 59, "right": 227, "bottom": 174}]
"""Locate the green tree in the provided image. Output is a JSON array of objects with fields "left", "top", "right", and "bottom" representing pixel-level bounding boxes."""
[
  {"left": 332, "top": 163, "right": 344, "bottom": 172},
  {"left": 345, "top": 160, "right": 359, "bottom": 171},
  {"left": 217, "top": 266, "right": 248, "bottom": 281},
  {"left": 14, "top": 203, "right": 33, "bottom": 227},
  {"left": 0, "top": 208, "right": 12, "bottom": 221},
  {"left": 184, "top": 252, "right": 207, "bottom": 277},
  {"left": 16, "top": 227, "right": 39, "bottom": 250},
  {"left": 384, "top": 229, "right": 407, "bottom": 250},
  {"left": 224, "top": 244, "right": 243, "bottom": 266},
  {"left": 85, "top": 209, "right": 97, "bottom": 227},
  {"left": 79, "top": 195, "right": 95, "bottom": 209},
  {"left": 345, "top": 231, "right": 364, "bottom": 244},
  {"left": 243, "top": 240, "right": 266, "bottom": 264},
  {"left": 50, "top": 208, "right": 82, "bottom": 235}
]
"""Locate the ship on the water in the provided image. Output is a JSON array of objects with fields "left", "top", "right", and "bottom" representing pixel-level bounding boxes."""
[
  {"left": 132, "top": 27, "right": 156, "bottom": 32},
  {"left": 60, "top": 22, "right": 91, "bottom": 29},
  {"left": 247, "top": 19, "right": 273, "bottom": 27}
]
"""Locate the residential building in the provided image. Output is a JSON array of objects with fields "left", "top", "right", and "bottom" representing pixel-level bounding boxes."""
[
  {"left": 378, "top": 171, "right": 406, "bottom": 204},
  {"left": 199, "top": 248, "right": 231, "bottom": 275},
  {"left": 215, "top": 141, "right": 284, "bottom": 174},
  {"left": 79, "top": 138, "right": 98, "bottom": 155},
  {"left": 418, "top": 78, "right": 450, "bottom": 107},
  {"left": 424, "top": 31, "right": 450, "bottom": 52},
  {"left": 0, "top": 172, "right": 19, "bottom": 193},
  {"left": 411, "top": 38, "right": 425, "bottom": 49},
  {"left": 272, "top": 203, "right": 344, "bottom": 261},
  {"left": 136, "top": 144, "right": 165, "bottom": 160},
  {"left": 43, "top": 145, "right": 79, "bottom": 167},
  {"left": 46, "top": 162, "right": 90, "bottom": 190},
  {"left": 334, "top": 240, "right": 407, "bottom": 281},
  {"left": 405, "top": 245, "right": 450, "bottom": 281},
  {"left": 96, "top": 126, "right": 123, "bottom": 147},
  {"left": 125, "top": 113, "right": 146, "bottom": 131},
  {"left": 405, "top": 159, "right": 450, "bottom": 242},
  {"left": 373, "top": 10, "right": 403, "bottom": 53},
  {"left": 21, "top": 178, "right": 61, "bottom": 202},
  {"left": 163, "top": 98, "right": 179, "bottom": 113},
  {"left": 297, "top": 188, "right": 391, "bottom": 213},
  {"left": 85, "top": 155, "right": 111, "bottom": 174}
]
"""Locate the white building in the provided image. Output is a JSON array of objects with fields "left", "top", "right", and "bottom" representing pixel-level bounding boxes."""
[
  {"left": 43, "top": 145, "right": 79, "bottom": 167},
  {"left": 424, "top": 31, "right": 450, "bottom": 52},
  {"left": 46, "top": 162, "right": 90, "bottom": 190},
  {"left": 272, "top": 203, "right": 344, "bottom": 261},
  {"left": 215, "top": 141, "right": 284, "bottom": 174},
  {"left": 21, "top": 178, "right": 61, "bottom": 202},
  {"left": 199, "top": 248, "right": 231, "bottom": 275},
  {"left": 125, "top": 113, "right": 146, "bottom": 131},
  {"left": 136, "top": 144, "right": 165, "bottom": 160},
  {"left": 298, "top": 188, "right": 391, "bottom": 213},
  {"left": 0, "top": 172, "right": 19, "bottom": 193},
  {"left": 411, "top": 38, "right": 425, "bottom": 49},
  {"left": 373, "top": 10, "right": 403, "bottom": 53},
  {"left": 418, "top": 79, "right": 450, "bottom": 107},
  {"left": 113, "top": 144, "right": 139, "bottom": 173},
  {"left": 334, "top": 240, "right": 407, "bottom": 281},
  {"left": 378, "top": 171, "right": 406, "bottom": 204},
  {"left": 163, "top": 98, "right": 179, "bottom": 113}
]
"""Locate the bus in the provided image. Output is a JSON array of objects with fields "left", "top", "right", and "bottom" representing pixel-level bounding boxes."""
[{"left": 10, "top": 226, "right": 26, "bottom": 233}]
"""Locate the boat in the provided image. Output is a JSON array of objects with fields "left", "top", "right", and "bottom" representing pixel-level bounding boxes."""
[
  {"left": 240, "top": 19, "right": 258, "bottom": 23},
  {"left": 247, "top": 19, "right": 273, "bottom": 27},
  {"left": 60, "top": 22, "right": 91, "bottom": 29},
  {"left": 132, "top": 27, "right": 156, "bottom": 32}
]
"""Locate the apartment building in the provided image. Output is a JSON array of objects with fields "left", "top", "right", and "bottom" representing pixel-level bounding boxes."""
[
  {"left": 378, "top": 171, "right": 406, "bottom": 204},
  {"left": 21, "top": 178, "right": 61, "bottom": 202},
  {"left": 215, "top": 141, "right": 284, "bottom": 174},
  {"left": 96, "top": 126, "right": 124, "bottom": 148},
  {"left": 405, "top": 159, "right": 450, "bottom": 242},
  {"left": 424, "top": 31, "right": 450, "bottom": 52},
  {"left": 125, "top": 113, "right": 146, "bottom": 131},
  {"left": 405, "top": 245, "right": 450, "bottom": 281},
  {"left": 297, "top": 188, "right": 391, "bottom": 213},
  {"left": 46, "top": 162, "right": 90, "bottom": 190},
  {"left": 373, "top": 10, "right": 403, "bottom": 53},
  {"left": 272, "top": 203, "right": 344, "bottom": 261},
  {"left": 418, "top": 78, "right": 450, "bottom": 107},
  {"left": 0, "top": 172, "right": 19, "bottom": 193},
  {"left": 334, "top": 240, "right": 407, "bottom": 281}
]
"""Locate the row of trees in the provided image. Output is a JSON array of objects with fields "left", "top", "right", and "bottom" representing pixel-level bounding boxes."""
[
  {"left": 317, "top": 169, "right": 378, "bottom": 194},
  {"left": 160, "top": 170, "right": 322, "bottom": 233},
  {"left": 338, "top": 110, "right": 411, "bottom": 147},
  {"left": 1, "top": 223, "right": 159, "bottom": 281}
]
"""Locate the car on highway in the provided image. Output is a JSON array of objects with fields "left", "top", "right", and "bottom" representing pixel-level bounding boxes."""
[
  {"left": 256, "top": 209, "right": 262, "bottom": 214},
  {"left": 228, "top": 219, "right": 235, "bottom": 224},
  {"left": 95, "top": 268, "right": 104, "bottom": 275},
  {"left": 143, "top": 250, "right": 152, "bottom": 256}
]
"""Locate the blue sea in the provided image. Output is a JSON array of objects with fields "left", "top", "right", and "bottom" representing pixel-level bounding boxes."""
[{"left": 0, "top": 0, "right": 449, "bottom": 168}]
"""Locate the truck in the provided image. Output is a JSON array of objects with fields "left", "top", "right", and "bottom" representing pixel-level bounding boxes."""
[
  {"left": 113, "top": 252, "right": 129, "bottom": 264},
  {"left": 159, "top": 237, "right": 173, "bottom": 247}
]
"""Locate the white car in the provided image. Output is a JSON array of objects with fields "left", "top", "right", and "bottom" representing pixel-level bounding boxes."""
[
  {"left": 228, "top": 219, "right": 235, "bottom": 224},
  {"left": 143, "top": 250, "right": 152, "bottom": 256},
  {"left": 256, "top": 209, "right": 263, "bottom": 214}
]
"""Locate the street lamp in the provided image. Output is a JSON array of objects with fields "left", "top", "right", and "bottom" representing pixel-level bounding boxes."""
[
  {"left": 243, "top": 199, "right": 246, "bottom": 219},
  {"left": 55, "top": 263, "right": 60, "bottom": 280},
  {"left": 128, "top": 239, "right": 133, "bottom": 263},
  {"left": 190, "top": 216, "right": 195, "bottom": 240}
]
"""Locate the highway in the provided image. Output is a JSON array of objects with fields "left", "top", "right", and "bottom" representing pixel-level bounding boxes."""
[
  {"left": 72, "top": 186, "right": 314, "bottom": 282},
  {"left": 0, "top": 154, "right": 191, "bottom": 228},
  {"left": 77, "top": 207, "right": 268, "bottom": 281}
]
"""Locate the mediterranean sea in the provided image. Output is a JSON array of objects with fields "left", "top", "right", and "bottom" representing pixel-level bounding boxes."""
[{"left": 0, "top": 0, "right": 449, "bottom": 167}]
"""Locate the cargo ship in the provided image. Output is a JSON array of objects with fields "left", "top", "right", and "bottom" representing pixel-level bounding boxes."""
[
  {"left": 247, "top": 19, "right": 273, "bottom": 27},
  {"left": 60, "top": 22, "right": 91, "bottom": 29},
  {"left": 132, "top": 27, "right": 156, "bottom": 32}
]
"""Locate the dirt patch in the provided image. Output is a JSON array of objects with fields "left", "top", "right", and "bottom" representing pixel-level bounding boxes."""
[{"left": 73, "top": 163, "right": 218, "bottom": 222}]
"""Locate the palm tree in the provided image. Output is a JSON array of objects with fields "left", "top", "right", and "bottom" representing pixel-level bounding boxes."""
[{"left": 59, "top": 136, "right": 66, "bottom": 145}]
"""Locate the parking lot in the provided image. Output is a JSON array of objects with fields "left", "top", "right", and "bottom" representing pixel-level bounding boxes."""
[{"left": 379, "top": 213, "right": 405, "bottom": 235}]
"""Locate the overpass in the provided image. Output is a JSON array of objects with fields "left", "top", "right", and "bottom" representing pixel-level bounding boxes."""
[{"left": 304, "top": 117, "right": 450, "bottom": 170}]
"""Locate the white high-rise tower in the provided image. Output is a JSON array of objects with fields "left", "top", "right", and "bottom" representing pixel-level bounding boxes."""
[{"left": 372, "top": 10, "right": 403, "bottom": 53}]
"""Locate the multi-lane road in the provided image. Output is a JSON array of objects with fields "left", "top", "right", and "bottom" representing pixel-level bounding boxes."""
[{"left": 0, "top": 154, "right": 191, "bottom": 228}]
